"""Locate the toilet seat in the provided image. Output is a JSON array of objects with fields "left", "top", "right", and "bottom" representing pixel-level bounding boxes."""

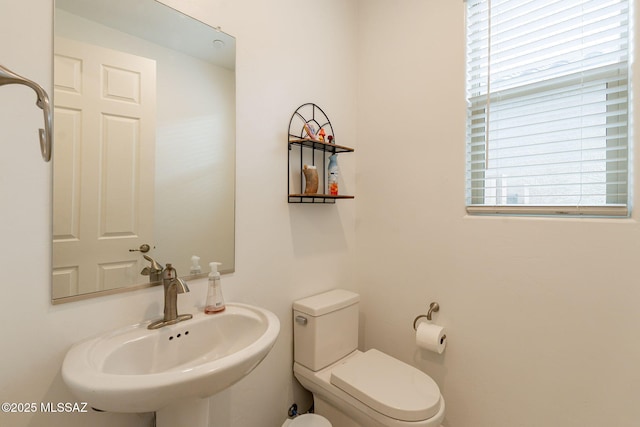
[
  {"left": 294, "top": 350, "right": 445, "bottom": 427},
  {"left": 330, "top": 349, "right": 441, "bottom": 422}
]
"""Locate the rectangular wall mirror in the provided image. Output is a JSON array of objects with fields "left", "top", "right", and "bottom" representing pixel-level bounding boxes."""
[{"left": 52, "top": 0, "right": 236, "bottom": 303}]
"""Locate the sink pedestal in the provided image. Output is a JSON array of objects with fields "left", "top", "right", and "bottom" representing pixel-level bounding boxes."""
[{"left": 156, "top": 398, "right": 209, "bottom": 427}]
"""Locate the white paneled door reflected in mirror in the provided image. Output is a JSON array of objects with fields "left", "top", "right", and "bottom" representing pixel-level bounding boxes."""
[{"left": 52, "top": 0, "right": 236, "bottom": 303}]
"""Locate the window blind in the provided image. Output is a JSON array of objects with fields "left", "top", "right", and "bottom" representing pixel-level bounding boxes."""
[{"left": 465, "top": 0, "right": 631, "bottom": 216}]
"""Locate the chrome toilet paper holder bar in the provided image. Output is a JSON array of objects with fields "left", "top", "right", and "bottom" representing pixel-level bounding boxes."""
[{"left": 413, "top": 302, "right": 440, "bottom": 330}]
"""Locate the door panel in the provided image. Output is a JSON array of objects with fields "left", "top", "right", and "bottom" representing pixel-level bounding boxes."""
[{"left": 53, "top": 37, "right": 156, "bottom": 298}]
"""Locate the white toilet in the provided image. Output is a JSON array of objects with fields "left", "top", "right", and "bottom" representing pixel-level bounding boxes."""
[{"left": 293, "top": 289, "right": 445, "bottom": 427}]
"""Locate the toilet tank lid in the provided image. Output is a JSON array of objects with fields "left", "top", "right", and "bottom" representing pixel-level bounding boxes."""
[{"left": 293, "top": 289, "right": 359, "bottom": 316}]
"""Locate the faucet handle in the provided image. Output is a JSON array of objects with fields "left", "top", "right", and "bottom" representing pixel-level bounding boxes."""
[
  {"left": 163, "top": 263, "right": 176, "bottom": 280},
  {"left": 162, "top": 264, "right": 189, "bottom": 293},
  {"left": 143, "top": 254, "right": 163, "bottom": 271},
  {"left": 141, "top": 255, "right": 163, "bottom": 282}
]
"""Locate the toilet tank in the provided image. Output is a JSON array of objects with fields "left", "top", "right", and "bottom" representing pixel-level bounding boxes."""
[{"left": 293, "top": 289, "right": 359, "bottom": 371}]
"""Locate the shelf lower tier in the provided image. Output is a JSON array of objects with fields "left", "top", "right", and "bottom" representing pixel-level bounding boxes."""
[{"left": 288, "top": 193, "right": 355, "bottom": 204}]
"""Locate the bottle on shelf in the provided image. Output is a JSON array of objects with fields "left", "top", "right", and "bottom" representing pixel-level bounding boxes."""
[{"left": 328, "top": 154, "right": 339, "bottom": 195}]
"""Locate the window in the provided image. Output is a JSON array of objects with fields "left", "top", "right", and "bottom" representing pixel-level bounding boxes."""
[{"left": 465, "top": 0, "right": 631, "bottom": 216}]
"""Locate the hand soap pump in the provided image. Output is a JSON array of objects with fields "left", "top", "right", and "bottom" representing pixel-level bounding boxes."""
[
  {"left": 190, "top": 255, "right": 201, "bottom": 275},
  {"left": 205, "top": 262, "right": 225, "bottom": 314}
]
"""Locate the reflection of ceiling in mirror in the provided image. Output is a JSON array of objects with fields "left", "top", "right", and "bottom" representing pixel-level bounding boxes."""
[{"left": 55, "top": 0, "right": 235, "bottom": 70}]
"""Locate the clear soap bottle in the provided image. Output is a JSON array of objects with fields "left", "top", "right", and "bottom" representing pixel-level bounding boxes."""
[{"left": 205, "top": 262, "right": 225, "bottom": 313}]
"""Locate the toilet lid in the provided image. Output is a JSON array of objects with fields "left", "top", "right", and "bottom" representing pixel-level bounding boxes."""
[
  {"left": 290, "top": 414, "right": 332, "bottom": 427},
  {"left": 330, "top": 349, "right": 441, "bottom": 422}
]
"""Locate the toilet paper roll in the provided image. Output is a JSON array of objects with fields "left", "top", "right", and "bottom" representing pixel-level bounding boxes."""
[{"left": 416, "top": 322, "right": 446, "bottom": 354}]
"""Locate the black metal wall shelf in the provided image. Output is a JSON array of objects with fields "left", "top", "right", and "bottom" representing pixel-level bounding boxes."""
[
  {"left": 288, "top": 194, "right": 355, "bottom": 203},
  {"left": 288, "top": 137, "right": 354, "bottom": 154},
  {"left": 287, "top": 103, "right": 354, "bottom": 204}
]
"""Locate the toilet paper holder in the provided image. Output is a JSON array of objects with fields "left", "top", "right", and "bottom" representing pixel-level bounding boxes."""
[{"left": 413, "top": 302, "right": 440, "bottom": 330}]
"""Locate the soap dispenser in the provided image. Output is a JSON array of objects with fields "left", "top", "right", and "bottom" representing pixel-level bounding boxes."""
[
  {"left": 190, "top": 255, "right": 201, "bottom": 275},
  {"left": 205, "top": 262, "right": 225, "bottom": 313}
]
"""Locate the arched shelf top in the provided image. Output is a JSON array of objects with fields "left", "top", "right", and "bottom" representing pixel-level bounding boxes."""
[
  {"left": 287, "top": 103, "right": 353, "bottom": 154},
  {"left": 287, "top": 103, "right": 354, "bottom": 203}
]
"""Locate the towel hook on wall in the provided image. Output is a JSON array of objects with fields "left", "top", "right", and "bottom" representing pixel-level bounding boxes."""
[{"left": 0, "top": 64, "right": 52, "bottom": 162}]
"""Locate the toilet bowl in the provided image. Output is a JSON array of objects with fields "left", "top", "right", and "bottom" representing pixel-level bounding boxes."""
[
  {"left": 282, "top": 413, "right": 332, "bottom": 427},
  {"left": 292, "top": 290, "right": 445, "bottom": 427}
]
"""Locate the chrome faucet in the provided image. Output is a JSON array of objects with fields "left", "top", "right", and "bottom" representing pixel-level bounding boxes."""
[
  {"left": 141, "top": 254, "right": 164, "bottom": 283},
  {"left": 148, "top": 263, "right": 193, "bottom": 330}
]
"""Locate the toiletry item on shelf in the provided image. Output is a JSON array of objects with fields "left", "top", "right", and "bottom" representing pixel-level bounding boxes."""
[
  {"left": 303, "top": 165, "right": 319, "bottom": 194},
  {"left": 190, "top": 255, "right": 201, "bottom": 275},
  {"left": 304, "top": 122, "right": 318, "bottom": 140},
  {"left": 328, "top": 154, "right": 339, "bottom": 195},
  {"left": 205, "top": 262, "right": 225, "bottom": 313},
  {"left": 317, "top": 128, "right": 326, "bottom": 141}
]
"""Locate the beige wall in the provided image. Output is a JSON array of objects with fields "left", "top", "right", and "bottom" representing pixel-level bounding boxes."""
[
  {"left": 3, "top": 0, "right": 640, "bottom": 427},
  {"left": 355, "top": 1, "right": 640, "bottom": 426},
  {"left": 0, "top": 0, "right": 357, "bottom": 426}
]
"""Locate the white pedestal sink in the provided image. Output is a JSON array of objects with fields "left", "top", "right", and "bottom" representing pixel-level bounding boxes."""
[{"left": 62, "top": 303, "right": 280, "bottom": 426}]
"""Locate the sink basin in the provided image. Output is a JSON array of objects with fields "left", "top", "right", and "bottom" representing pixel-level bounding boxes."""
[{"left": 62, "top": 303, "right": 280, "bottom": 413}]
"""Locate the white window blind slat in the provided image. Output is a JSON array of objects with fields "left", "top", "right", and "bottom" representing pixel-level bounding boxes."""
[{"left": 465, "top": 0, "right": 631, "bottom": 215}]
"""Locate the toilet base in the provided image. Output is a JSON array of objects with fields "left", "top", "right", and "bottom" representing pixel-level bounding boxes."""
[{"left": 315, "top": 396, "right": 362, "bottom": 427}]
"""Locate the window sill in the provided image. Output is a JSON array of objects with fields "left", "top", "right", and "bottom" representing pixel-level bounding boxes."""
[{"left": 466, "top": 205, "right": 628, "bottom": 218}]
